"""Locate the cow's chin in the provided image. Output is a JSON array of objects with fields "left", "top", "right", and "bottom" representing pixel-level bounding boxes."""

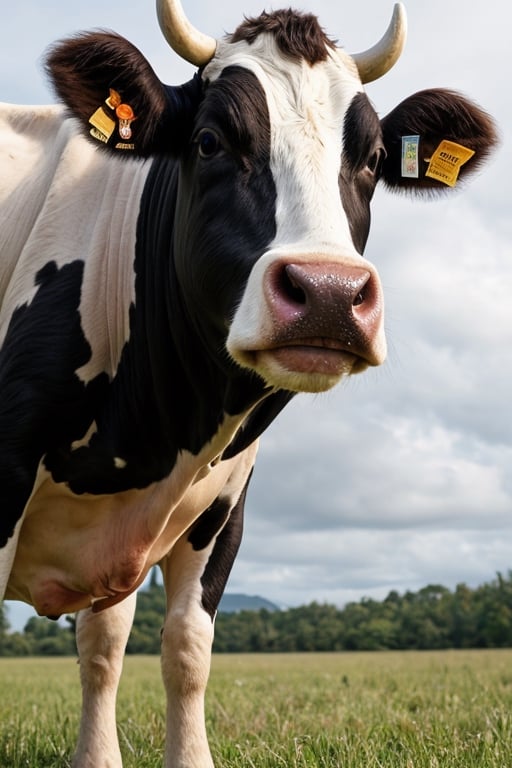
[{"left": 241, "top": 345, "right": 369, "bottom": 393}]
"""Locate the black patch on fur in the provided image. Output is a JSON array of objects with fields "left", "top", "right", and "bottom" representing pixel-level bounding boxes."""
[
  {"left": 340, "top": 93, "right": 384, "bottom": 254},
  {"left": 0, "top": 261, "right": 94, "bottom": 545},
  {"left": 188, "top": 497, "right": 232, "bottom": 551},
  {"left": 158, "top": 66, "right": 278, "bottom": 406},
  {"left": 222, "top": 389, "right": 294, "bottom": 460},
  {"left": 197, "top": 474, "right": 252, "bottom": 619},
  {"left": 231, "top": 9, "right": 336, "bottom": 65}
]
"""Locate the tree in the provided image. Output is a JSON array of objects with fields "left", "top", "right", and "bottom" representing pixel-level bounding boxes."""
[
  {"left": 126, "top": 574, "right": 165, "bottom": 654},
  {"left": 0, "top": 603, "right": 10, "bottom": 655},
  {"left": 2, "top": 570, "right": 512, "bottom": 656},
  {"left": 24, "top": 616, "right": 76, "bottom": 655}
]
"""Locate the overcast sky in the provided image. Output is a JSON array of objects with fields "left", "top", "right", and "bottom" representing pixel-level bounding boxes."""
[{"left": 2, "top": 0, "right": 510, "bottom": 631}]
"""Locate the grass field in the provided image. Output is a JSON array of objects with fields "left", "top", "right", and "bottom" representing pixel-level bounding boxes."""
[{"left": 0, "top": 650, "right": 511, "bottom": 766}]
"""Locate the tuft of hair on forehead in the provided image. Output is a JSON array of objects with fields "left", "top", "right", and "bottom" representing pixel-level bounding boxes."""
[{"left": 230, "top": 8, "right": 336, "bottom": 66}]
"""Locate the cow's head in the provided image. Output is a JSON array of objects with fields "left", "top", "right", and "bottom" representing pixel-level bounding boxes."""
[{"left": 47, "top": 1, "right": 497, "bottom": 394}]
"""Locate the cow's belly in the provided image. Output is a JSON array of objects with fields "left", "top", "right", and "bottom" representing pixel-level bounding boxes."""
[{"left": 5, "top": 450, "right": 245, "bottom": 618}]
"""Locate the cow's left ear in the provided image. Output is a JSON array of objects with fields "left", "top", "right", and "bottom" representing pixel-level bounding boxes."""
[
  {"left": 46, "top": 31, "right": 202, "bottom": 158},
  {"left": 380, "top": 89, "right": 498, "bottom": 194}
]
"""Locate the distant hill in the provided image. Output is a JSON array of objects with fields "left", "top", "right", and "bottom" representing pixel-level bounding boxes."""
[{"left": 218, "top": 593, "right": 281, "bottom": 613}]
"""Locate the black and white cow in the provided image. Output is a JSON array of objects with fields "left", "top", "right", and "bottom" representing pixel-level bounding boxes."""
[{"left": 0, "top": 1, "right": 497, "bottom": 765}]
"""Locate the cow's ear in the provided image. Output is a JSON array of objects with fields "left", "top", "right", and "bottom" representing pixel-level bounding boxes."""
[
  {"left": 380, "top": 89, "right": 498, "bottom": 194},
  {"left": 46, "top": 32, "right": 201, "bottom": 158}
]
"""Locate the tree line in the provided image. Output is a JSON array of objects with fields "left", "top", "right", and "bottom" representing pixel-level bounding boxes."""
[{"left": 1, "top": 570, "right": 511, "bottom": 656}]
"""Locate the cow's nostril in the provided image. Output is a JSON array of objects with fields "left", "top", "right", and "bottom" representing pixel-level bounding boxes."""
[
  {"left": 353, "top": 290, "right": 365, "bottom": 307},
  {"left": 352, "top": 272, "right": 372, "bottom": 308},
  {"left": 281, "top": 266, "right": 307, "bottom": 305}
]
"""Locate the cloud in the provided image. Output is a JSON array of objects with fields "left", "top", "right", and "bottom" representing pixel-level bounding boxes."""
[
  {"left": 246, "top": 393, "right": 511, "bottom": 530},
  {"left": 229, "top": 525, "right": 512, "bottom": 608}
]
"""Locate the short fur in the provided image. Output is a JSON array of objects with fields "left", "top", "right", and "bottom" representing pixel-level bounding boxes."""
[{"left": 231, "top": 8, "right": 336, "bottom": 65}]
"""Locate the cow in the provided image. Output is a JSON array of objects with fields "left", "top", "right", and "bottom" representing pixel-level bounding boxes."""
[{"left": 0, "top": 0, "right": 497, "bottom": 765}]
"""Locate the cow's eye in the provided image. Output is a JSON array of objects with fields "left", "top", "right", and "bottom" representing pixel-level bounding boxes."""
[
  {"left": 366, "top": 148, "right": 385, "bottom": 177},
  {"left": 198, "top": 129, "right": 220, "bottom": 159}
]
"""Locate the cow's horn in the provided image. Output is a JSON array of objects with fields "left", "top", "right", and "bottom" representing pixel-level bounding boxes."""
[
  {"left": 156, "top": 0, "right": 216, "bottom": 66},
  {"left": 351, "top": 3, "right": 407, "bottom": 84}
]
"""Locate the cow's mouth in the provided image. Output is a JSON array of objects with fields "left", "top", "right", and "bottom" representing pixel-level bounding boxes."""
[
  {"left": 252, "top": 336, "right": 368, "bottom": 391},
  {"left": 264, "top": 338, "right": 368, "bottom": 377}
]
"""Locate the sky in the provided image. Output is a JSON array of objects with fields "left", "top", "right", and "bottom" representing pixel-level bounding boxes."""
[{"left": 1, "top": 0, "right": 510, "bottom": 631}]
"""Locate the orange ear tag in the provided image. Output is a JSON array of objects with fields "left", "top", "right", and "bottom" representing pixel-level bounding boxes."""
[
  {"left": 106, "top": 89, "right": 122, "bottom": 110},
  {"left": 116, "top": 103, "right": 136, "bottom": 140}
]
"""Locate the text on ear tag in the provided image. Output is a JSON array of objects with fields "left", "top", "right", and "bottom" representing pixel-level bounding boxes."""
[{"left": 425, "top": 140, "right": 475, "bottom": 187}]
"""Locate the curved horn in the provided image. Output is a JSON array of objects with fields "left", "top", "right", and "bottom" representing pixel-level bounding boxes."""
[
  {"left": 351, "top": 3, "right": 407, "bottom": 84},
  {"left": 156, "top": 0, "right": 216, "bottom": 66}
]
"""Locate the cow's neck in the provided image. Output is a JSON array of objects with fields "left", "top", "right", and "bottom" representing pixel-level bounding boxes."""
[{"left": 102, "top": 153, "right": 290, "bottom": 477}]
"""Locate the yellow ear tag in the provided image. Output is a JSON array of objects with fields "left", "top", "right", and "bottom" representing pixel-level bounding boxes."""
[
  {"left": 425, "top": 140, "right": 475, "bottom": 187},
  {"left": 89, "top": 108, "right": 115, "bottom": 143},
  {"left": 88, "top": 90, "right": 122, "bottom": 144}
]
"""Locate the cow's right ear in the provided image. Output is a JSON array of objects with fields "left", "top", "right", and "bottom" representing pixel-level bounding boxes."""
[
  {"left": 46, "top": 31, "right": 202, "bottom": 158},
  {"left": 380, "top": 89, "right": 498, "bottom": 195}
]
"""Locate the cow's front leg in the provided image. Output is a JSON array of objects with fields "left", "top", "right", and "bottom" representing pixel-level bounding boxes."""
[
  {"left": 160, "top": 452, "right": 253, "bottom": 768},
  {"left": 160, "top": 547, "right": 216, "bottom": 768},
  {"left": 72, "top": 592, "right": 137, "bottom": 768}
]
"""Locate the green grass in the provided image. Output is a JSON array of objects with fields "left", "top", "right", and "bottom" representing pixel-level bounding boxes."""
[{"left": 0, "top": 650, "right": 511, "bottom": 766}]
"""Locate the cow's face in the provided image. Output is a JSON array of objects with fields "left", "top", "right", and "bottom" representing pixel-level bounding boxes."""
[
  {"left": 175, "top": 33, "right": 386, "bottom": 393},
  {"left": 46, "top": 8, "right": 497, "bottom": 395}
]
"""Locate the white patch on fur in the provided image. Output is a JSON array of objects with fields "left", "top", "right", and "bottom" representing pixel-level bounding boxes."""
[
  {"left": 0, "top": 516, "right": 25, "bottom": 601},
  {"left": 71, "top": 421, "right": 98, "bottom": 450},
  {"left": 205, "top": 38, "right": 385, "bottom": 389},
  {"left": 76, "top": 154, "right": 150, "bottom": 382},
  {"left": 0, "top": 459, "right": 51, "bottom": 603},
  {"left": 205, "top": 40, "right": 362, "bottom": 249}
]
